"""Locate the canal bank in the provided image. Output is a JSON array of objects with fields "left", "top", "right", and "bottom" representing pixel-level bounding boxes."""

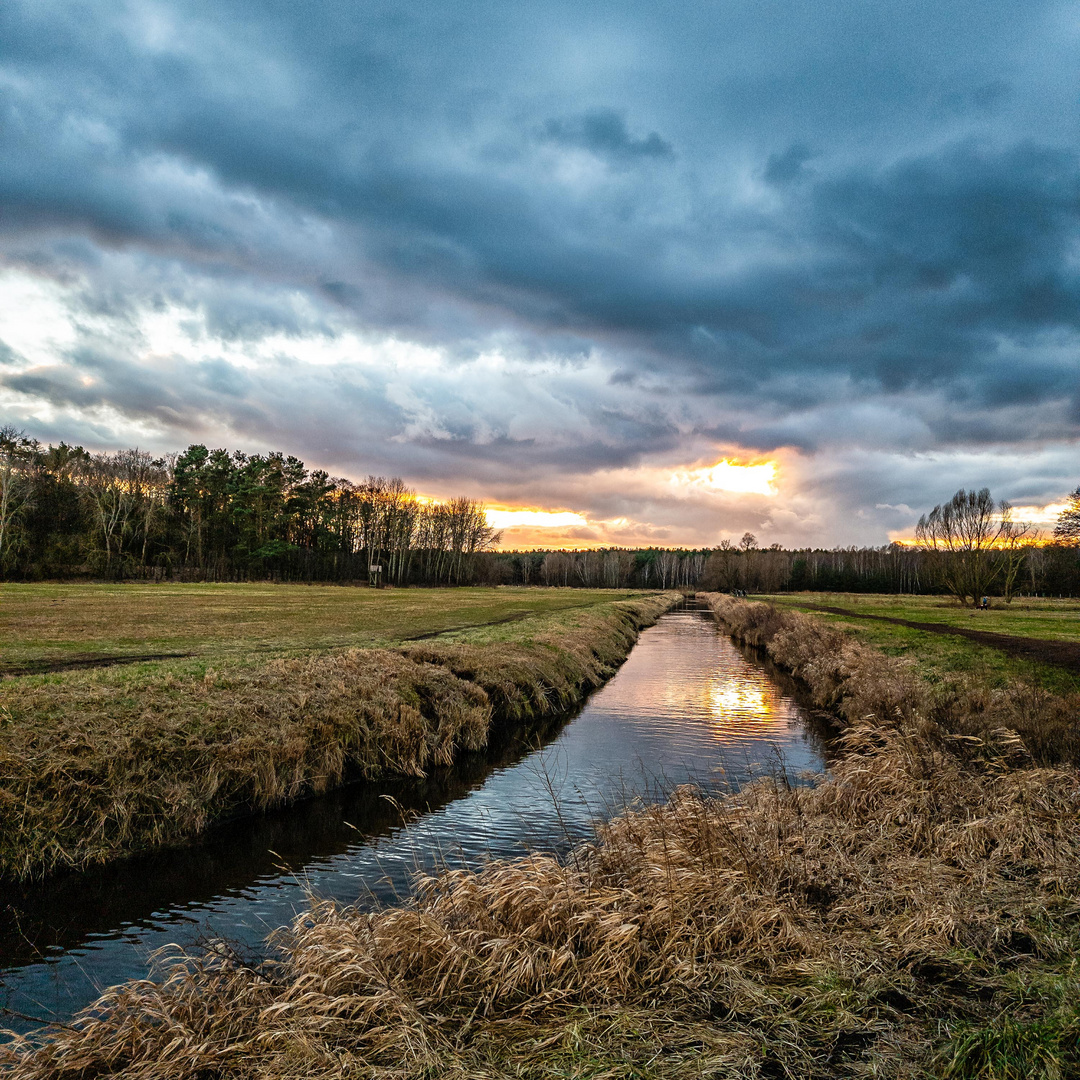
[{"left": 0, "top": 592, "right": 677, "bottom": 882}]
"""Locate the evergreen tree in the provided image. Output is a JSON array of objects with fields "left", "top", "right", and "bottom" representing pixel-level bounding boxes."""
[{"left": 1053, "top": 486, "right": 1080, "bottom": 545}]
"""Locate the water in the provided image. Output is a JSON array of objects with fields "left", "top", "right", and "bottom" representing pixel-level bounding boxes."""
[{"left": 0, "top": 604, "right": 830, "bottom": 1036}]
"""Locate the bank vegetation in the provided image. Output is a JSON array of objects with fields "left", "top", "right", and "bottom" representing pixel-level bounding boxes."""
[
  {"left": 704, "top": 592, "right": 1080, "bottom": 767},
  {"left": 0, "top": 593, "right": 676, "bottom": 882},
  {"left": 5, "top": 594, "right": 1080, "bottom": 1077}
]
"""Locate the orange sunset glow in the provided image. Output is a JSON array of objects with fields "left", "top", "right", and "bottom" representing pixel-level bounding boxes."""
[
  {"left": 672, "top": 459, "right": 779, "bottom": 497},
  {"left": 483, "top": 508, "right": 589, "bottom": 530},
  {"left": 459, "top": 458, "right": 786, "bottom": 549},
  {"left": 888, "top": 499, "right": 1071, "bottom": 546}
]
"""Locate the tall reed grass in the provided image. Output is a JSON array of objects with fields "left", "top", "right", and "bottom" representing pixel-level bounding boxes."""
[
  {"left": 701, "top": 592, "right": 1080, "bottom": 766},
  {"left": 0, "top": 594, "right": 676, "bottom": 881},
  {"left": 4, "top": 596, "right": 1080, "bottom": 1077}
]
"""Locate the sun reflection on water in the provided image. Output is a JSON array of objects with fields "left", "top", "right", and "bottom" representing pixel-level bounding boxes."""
[
  {"left": 704, "top": 672, "right": 793, "bottom": 743},
  {"left": 609, "top": 611, "right": 812, "bottom": 763},
  {"left": 709, "top": 678, "right": 771, "bottom": 719}
]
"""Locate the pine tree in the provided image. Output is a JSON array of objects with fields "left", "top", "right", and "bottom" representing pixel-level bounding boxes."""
[{"left": 1053, "top": 486, "right": 1080, "bottom": 544}]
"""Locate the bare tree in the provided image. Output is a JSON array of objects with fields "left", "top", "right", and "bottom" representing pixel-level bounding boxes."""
[
  {"left": 602, "top": 550, "right": 634, "bottom": 588},
  {"left": 541, "top": 550, "right": 573, "bottom": 586},
  {"left": 0, "top": 427, "right": 32, "bottom": 575},
  {"left": 119, "top": 449, "right": 171, "bottom": 567},
  {"left": 737, "top": 533, "right": 759, "bottom": 591},
  {"left": 657, "top": 549, "right": 679, "bottom": 589},
  {"left": 78, "top": 454, "right": 131, "bottom": 572},
  {"left": 702, "top": 542, "right": 739, "bottom": 592},
  {"left": 73, "top": 450, "right": 169, "bottom": 574},
  {"left": 915, "top": 488, "right": 1031, "bottom": 605},
  {"left": 603, "top": 551, "right": 620, "bottom": 588},
  {"left": 685, "top": 550, "right": 706, "bottom": 586},
  {"left": 1001, "top": 536, "right": 1036, "bottom": 604},
  {"left": 574, "top": 550, "right": 599, "bottom": 587},
  {"left": 444, "top": 496, "right": 500, "bottom": 583}
]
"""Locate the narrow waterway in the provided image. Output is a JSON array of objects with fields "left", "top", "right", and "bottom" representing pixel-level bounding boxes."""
[{"left": 0, "top": 604, "right": 830, "bottom": 1037}]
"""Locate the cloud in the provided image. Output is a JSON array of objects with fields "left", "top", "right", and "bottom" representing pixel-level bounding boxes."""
[
  {"left": 764, "top": 144, "right": 812, "bottom": 186},
  {"left": 539, "top": 109, "right": 674, "bottom": 162},
  {"left": 0, "top": 0, "right": 1078, "bottom": 546}
]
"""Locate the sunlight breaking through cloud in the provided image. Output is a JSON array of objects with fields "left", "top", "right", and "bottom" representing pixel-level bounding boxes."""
[
  {"left": 1010, "top": 502, "right": 1071, "bottom": 526},
  {"left": 673, "top": 460, "right": 779, "bottom": 496}
]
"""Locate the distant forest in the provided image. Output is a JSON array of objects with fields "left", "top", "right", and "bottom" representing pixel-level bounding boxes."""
[{"left": 1, "top": 431, "right": 1079, "bottom": 596}]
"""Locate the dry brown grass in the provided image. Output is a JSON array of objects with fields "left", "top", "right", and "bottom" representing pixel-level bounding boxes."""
[
  {"left": 703, "top": 592, "right": 1080, "bottom": 767},
  {"left": 4, "top": 597, "right": 1080, "bottom": 1077},
  {"left": 4, "top": 710, "right": 1079, "bottom": 1076},
  {"left": 0, "top": 594, "right": 676, "bottom": 881}
]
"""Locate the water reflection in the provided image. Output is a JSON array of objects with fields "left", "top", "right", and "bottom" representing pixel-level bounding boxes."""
[
  {"left": 0, "top": 604, "right": 830, "bottom": 1036},
  {"left": 707, "top": 675, "right": 788, "bottom": 734}
]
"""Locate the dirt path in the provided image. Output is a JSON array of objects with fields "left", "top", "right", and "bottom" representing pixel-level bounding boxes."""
[
  {"left": 800, "top": 604, "right": 1080, "bottom": 674},
  {"left": 1, "top": 652, "right": 194, "bottom": 677},
  {"left": 402, "top": 610, "right": 532, "bottom": 641}
]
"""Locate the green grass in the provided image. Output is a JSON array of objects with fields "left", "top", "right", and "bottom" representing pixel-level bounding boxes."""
[
  {"left": 937, "top": 962, "right": 1080, "bottom": 1079},
  {"left": 762, "top": 591, "right": 1080, "bottom": 640},
  {"left": 759, "top": 592, "right": 1080, "bottom": 696},
  {"left": 0, "top": 583, "right": 646, "bottom": 672}
]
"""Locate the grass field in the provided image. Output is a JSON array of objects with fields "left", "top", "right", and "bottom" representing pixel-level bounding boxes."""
[
  {"left": 0, "top": 584, "right": 676, "bottom": 880},
  {"left": 763, "top": 591, "right": 1080, "bottom": 641},
  {"left": 0, "top": 583, "right": 647, "bottom": 672},
  {"left": 760, "top": 592, "right": 1080, "bottom": 696}
]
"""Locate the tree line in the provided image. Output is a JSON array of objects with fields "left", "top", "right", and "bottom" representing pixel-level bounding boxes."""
[
  {"left": 691, "top": 491, "right": 1080, "bottom": 603},
  {"left": 2, "top": 432, "right": 1078, "bottom": 600},
  {"left": 0, "top": 431, "right": 500, "bottom": 584},
  {"left": 466, "top": 530, "right": 1080, "bottom": 599}
]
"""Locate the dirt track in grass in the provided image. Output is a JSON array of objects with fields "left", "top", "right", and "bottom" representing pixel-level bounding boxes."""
[
  {"left": 1, "top": 653, "right": 195, "bottom": 677},
  {"left": 802, "top": 603, "right": 1080, "bottom": 674}
]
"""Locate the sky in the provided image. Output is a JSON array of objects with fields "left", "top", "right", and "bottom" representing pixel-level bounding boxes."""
[{"left": 1, "top": 0, "right": 1078, "bottom": 549}]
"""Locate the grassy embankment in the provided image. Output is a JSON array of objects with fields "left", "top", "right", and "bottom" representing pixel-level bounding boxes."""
[
  {"left": 762, "top": 592, "right": 1080, "bottom": 690},
  {"left": 760, "top": 592, "right": 1080, "bottom": 765},
  {"left": 5, "top": 592, "right": 1080, "bottom": 1077},
  {"left": 0, "top": 584, "right": 677, "bottom": 881}
]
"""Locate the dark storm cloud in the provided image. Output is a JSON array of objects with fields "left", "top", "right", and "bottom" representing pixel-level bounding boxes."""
[
  {"left": 539, "top": 110, "right": 674, "bottom": 162},
  {"left": 1, "top": 346, "right": 258, "bottom": 428},
  {"left": 764, "top": 144, "right": 813, "bottom": 187},
  {"left": 1, "top": 0, "right": 1079, "bottom": 540},
  {"left": 3, "top": 0, "right": 1077, "bottom": 394}
]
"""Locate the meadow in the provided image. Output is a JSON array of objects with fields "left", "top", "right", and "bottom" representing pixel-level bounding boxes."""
[
  {"left": 0, "top": 584, "right": 676, "bottom": 880},
  {"left": 763, "top": 592, "right": 1080, "bottom": 698},
  {"left": 0, "top": 583, "right": 653, "bottom": 672}
]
